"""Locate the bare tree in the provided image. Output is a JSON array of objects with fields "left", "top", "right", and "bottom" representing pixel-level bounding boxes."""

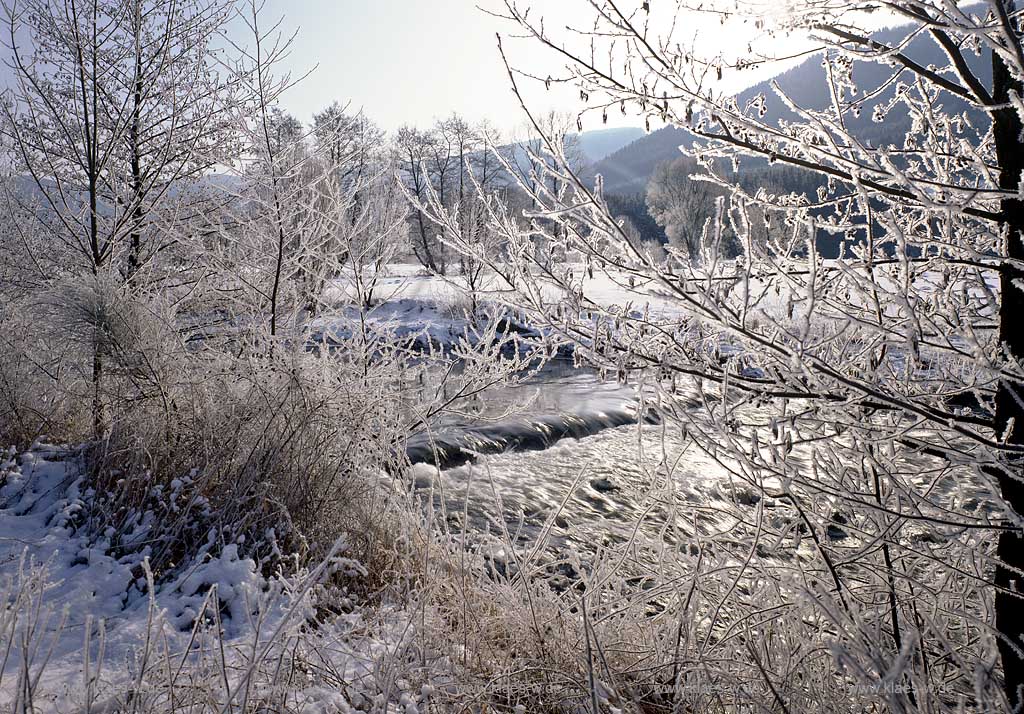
[
  {"left": 314, "top": 103, "right": 384, "bottom": 220},
  {"left": 1, "top": 0, "right": 235, "bottom": 277},
  {"left": 116, "top": 0, "right": 237, "bottom": 278},
  {"left": 396, "top": 114, "right": 509, "bottom": 279},
  {"left": 416, "top": 0, "right": 1024, "bottom": 709},
  {"left": 444, "top": 117, "right": 508, "bottom": 316},
  {"left": 0, "top": 0, "right": 235, "bottom": 437},
  {"left": 215, "top": 2, "right": 328, "bottom": 341},
  {"left": 396, "top": 125, "right": 445, "bottom": 273},
  {"left": 411, "top": 144, "right": 502, "bottom": 317},
  {"left": 646, "top": 155, "right": 729, "bottom": 259}
]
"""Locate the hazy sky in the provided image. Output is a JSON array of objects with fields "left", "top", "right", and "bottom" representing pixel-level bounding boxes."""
[
  {"left": 250, "top": 0, "right": 810, "bottom": 137},
  {"left": 253, "top": 0, "right": 554, "bottom": 135}
]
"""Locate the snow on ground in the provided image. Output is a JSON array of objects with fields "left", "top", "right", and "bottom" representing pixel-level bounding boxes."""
[
  {"left": 318, "top": 268, "right": 486, "bottom": 349},
  {"left": 0, "top": 261, "right": 854, "bottom": 710},
  {"left": 312, "top": 262, "right": 699, "bottom": 361},
  {"left": 316, "top": 258, "right": 947, "bottom": 345},
  {"left": 324, "top": 263, "right": 692, "bottom": 319},
  {"left": 0, "top": 446, "right": 435, "bottom": 711}
]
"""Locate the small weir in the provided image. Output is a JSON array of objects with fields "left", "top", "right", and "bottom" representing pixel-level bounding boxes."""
[{"left": 405, "top": 405, "right": 660, "bottom": 469}]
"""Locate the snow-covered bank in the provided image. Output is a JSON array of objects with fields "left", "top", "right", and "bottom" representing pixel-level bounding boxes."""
[
  {"left": 0, "top": 446, "right": 433, "bottom": 712},
  {"left": 0, "top": 439, "right": 669, "bottom": 713},
  {"left": 0, "top": 265, "right": 676, "bottom": 712}
]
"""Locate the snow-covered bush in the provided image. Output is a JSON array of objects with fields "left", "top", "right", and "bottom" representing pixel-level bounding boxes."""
[
  {"left": 405, "top": 0, "right": 1024, "bottom": 710},
  {"left": 0, "top": 454, "right": 418, "bottom": 713},
  {"left": 0, "top": 0, "right": 536, "bottom": 604}
]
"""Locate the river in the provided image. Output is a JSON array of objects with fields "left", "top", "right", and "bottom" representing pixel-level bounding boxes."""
[{"left": 402, "top": 361, "right": 763, "bottom": 589}]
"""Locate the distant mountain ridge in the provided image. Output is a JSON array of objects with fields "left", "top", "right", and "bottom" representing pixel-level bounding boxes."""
[
  {"left": 591, "top": 22, "right": 991, "bottom": 195},
  {"left": 588, "top": 125, "right": 692, "bottom": 195},
  {"left": 574, "top": 126, "right": 645, "bottom": 163}
]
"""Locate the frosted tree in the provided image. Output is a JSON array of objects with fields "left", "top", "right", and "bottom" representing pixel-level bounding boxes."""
[
  {"left": 397, "top": 114, "right": 509, "bottom": 282},
  {"left": 418, "top": 0, "right": 1024, "bottom": 709},
  {"left": 215, "top": 9, "right": 342, "bottom": 337},
  {"left": 396, "top": 125, "right": 447, "bottom": 273},
  {"left": 314, "top": 102, "right": 385, "bottom": 222},
  {"left": 646, "top": 155, "right": 729, "bottom": 258},
  {"left": 439, "top": 117, "right": 509, "bottom": 316},
  {"left": 409, "top": 130, "right": 509, "bottom": 318},
  {"left": 0, "top": 0, "right": 235, "bottom": 278},
  {"left": 320, "top": 112, "right": 408, "bottom": 312},
  {"left": 0, "top": 0, "right": 236, "bottom": 437}
]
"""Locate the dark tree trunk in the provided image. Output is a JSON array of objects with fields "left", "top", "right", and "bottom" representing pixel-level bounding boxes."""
[
  {"left": 127, "top": 42, "right": 144, "bottom": 279},
  {"left": 91, "top": 338, "right": 107, "bottom": 439},
  {"left": 414, "top": 208, "right": 438, "bottom": 274},
  {"left": 992, "top": 5, "right": 1024, "bottom": 705}
]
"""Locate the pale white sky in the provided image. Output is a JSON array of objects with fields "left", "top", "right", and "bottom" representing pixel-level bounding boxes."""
[
  {"left": 250, "top": 0, "right": 813, "bottom": 137},
  {"left": 252, "top": 0, "right": 526, "bottom": 133}
]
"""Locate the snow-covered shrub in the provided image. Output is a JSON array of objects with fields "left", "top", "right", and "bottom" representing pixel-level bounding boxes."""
[
  {"left": 0, "top": 447, "right": 516, "bottom": 713},
  {"left": 407, "top": 2, "right": 1024, "bottom": 709},
  {"left": 0, "top": 306, "right": 90, "bottom": 448},
  {"left": 0, "top": 471, "right": 400, "bottom": 713}
]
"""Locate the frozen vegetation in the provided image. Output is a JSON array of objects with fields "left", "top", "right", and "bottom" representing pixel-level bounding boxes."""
[{"left": 2, "top": 0, "right": 1024, "bottom": 712}]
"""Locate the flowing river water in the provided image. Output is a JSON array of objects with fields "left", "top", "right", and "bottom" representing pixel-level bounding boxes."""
[
  {"left": 402, "top": 361, "right": 762, "bottom": 586},
  {"left": 400, "top": 356, "right": 996, "bottom": 593}
]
